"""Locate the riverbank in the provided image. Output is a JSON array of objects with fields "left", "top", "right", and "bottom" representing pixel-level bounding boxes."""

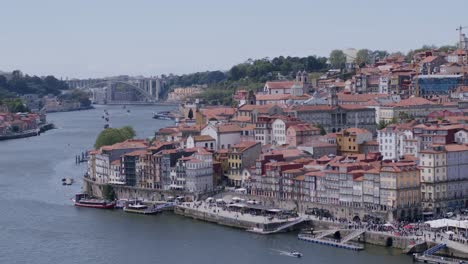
[{"left": 0, "top": 122, "right": 54, "bottom": 141}]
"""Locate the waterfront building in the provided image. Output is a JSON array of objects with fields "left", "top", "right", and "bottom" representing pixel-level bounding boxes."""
[
  {"left": 227, "top": 142, "right": 261, "bottom": 187},
  {"left": 108, "top": 160, "right": 124, "bottom": 185},
  {"left": 379, "top": 160, "right": 421, "bottom": 221},
  {"left": 419, "top": 144, "right": 468, "bottom": 217},
  {"left": 121, "top": 150, "right": 148, "bottom": 187},
  {"left": 172, "top": 148, "right": 214, "bottom": 194},
  {"left": 362, "top": 169, "right": 381, "bottom": 210}
]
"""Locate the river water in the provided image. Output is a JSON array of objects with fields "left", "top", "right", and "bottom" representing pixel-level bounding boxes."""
[{"left": 0, "top": 105, "right": 412, "bottom": 264}]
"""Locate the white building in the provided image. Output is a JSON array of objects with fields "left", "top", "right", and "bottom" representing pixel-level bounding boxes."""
[
  {"left": 378, "top": 124, "right": 420, "bottom": 160},
  {"left": 108, "top": 160, "right": 125, "bottom": 184},
  {"left": 201, "top": 123, "right": 242, "bottom": 150},
  {"left": 186, "top": 135, "right": 216, "bottom": 150},
  {"left": 455, "top": 129, "right": 468, "bottom": 144},
  {"left": 379, "top": 75, "right": 390, "bottom": 94},
  {"left": 95, "top": 153, "right": 110, "bottom": 184},
  {"left": 181, "top": 148, "right": 214, "bottom": 194}
]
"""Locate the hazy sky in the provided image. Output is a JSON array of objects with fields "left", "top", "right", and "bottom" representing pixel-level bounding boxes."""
[{"left": 1, "top": 0, "right": 467, "bottom": 78}]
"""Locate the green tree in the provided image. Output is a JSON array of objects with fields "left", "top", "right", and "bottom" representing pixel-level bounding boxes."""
[
  {"left": 187, "top": 108, "right": 194, "bottom": 120},
  {"left": 355, "top": 49, "right": 371, "bottom": 67},
  {"left": 120, "top": 126, "right": 136, "bottom": 139},
  {"left": 315, "top": 123, "right": 327, "bottom": 135},
  {"left": 94, "top": 126, "right": 136, "bottom": 149},
  {"left": 329, "top": 50, "right": 346, "bottom": 69}
]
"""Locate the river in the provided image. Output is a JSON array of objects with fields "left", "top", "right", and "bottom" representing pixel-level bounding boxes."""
[{"left": 0, "top": 105, "right": 412, "bottom": 264}]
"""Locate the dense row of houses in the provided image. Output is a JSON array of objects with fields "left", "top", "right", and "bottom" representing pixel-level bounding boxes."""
[
  {"left": 85, "top": 42, "right": 468, "bottom": 222},
  {"left": 0, "top": 111, "right": 46, "bottom": 136}
]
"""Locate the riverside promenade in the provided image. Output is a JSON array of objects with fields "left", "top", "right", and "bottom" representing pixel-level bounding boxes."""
[{"left": 175, "top": 201, "right": 304, "bottom": 231}]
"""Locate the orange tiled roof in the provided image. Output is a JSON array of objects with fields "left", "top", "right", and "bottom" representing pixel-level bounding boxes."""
[{"left": 265, "top": 81, "right": 296, "bottom": 89}]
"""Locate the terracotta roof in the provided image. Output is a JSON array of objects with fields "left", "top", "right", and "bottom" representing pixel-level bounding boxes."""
[
  {"left": 420, "top": 56, "right": 440, "bottom": 63},
  {"left": 231, "top": 141, "right": 259, "bottom": 152},
  {"left": 265, "top": 81, "right": 296, "bottom": 89},
  {"left": 385, "top": 97, "right": 435, "bottom": 107},
  {"left": 444, "top": 144, "right": 468, "bottom": 152},
  {"left": 238, "top": 104, "right": 272, "bottom": 112},
  {"left": 231, "top": 116, "right": 251, "bottom": 122},
  {"left": 337, "top": 93, "right": 388, "bottom": 103},
  {"left": 193, "top": 135, "right": 215, "bottom": 142},
  {"left": 218, "top": 124, "right": 242, "bottom": 133},
  {"left": 287, "top": 124, "right": 320, "bottom": 132},
  {"left": 100, "top": 139, "right": 148, "bottom": 151}
]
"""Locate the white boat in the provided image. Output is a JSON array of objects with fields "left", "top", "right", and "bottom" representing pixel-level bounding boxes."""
[
  {"left": 288, "top": 251, "right": 303, "bottom": 258},
  {"left": 123, "top": 202, "right": 161, "bottom": 215}
]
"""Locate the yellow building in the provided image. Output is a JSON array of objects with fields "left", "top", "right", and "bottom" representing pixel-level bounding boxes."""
[
  {"left": 336, "top": 128, "right": 372, "bottom": 155},
  {"left": 227, "top": 142, "right": 261, "bottom": 187}
]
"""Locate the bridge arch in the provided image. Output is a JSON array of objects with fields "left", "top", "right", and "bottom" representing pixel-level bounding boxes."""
[{"left": 83, "top": 80, "right": 156, "bottom": 102}]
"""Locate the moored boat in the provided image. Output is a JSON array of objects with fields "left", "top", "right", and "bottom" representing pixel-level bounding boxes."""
[
  {"left": 73, "top": 193, "right": 115, "bottom": 209},
  {"left": 123, "top": 202, "right": 161, "bottom": 215},
  {"left": 152, "top": 111, "right": 175, "bottom": 120}
]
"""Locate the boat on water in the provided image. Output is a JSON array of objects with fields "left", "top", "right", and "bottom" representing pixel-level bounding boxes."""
[
  {"left": 123, "top": 202, "right": 161, "bottom": 215},
  {"left": 62, "top": 178, "right": 74, "bottom": 185},
  {"left": 152, "top": 111, "right": 175, "bottom": 120},
  {"left": 286, "top": 251, "right": 302, "bottom": 258},
  {"left": 73, "top": 193, "right": 115, "bottom": 209}
]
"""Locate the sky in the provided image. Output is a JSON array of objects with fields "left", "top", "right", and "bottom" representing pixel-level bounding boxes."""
[{"left": 0, "top": 0, "right": 467, "bottom": 79}]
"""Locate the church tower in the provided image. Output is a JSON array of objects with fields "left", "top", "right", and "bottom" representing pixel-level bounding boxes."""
[{"left": 328, "top": 86, "right": 338, "bottom": 106}]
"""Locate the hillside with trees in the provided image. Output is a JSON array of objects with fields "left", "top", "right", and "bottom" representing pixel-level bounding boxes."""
[{"left": 0, "top": 70, "right": 68, "bottom": 99}]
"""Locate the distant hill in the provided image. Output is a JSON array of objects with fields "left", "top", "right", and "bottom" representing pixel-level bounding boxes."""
[{"left": 0, "top": 70, "right": 69, "bottom": 99}]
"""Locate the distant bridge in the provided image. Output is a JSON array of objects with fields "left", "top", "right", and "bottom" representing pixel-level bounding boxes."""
[{"left": 67, "top": 78, "right": 166, "bottom": 103}]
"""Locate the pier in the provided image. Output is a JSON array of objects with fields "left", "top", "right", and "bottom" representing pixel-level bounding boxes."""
[
  {"left": 298, "top": 233, "right": 364, "bottom": 251},
  {"left": 247, "top": 217, "right": 308, "bottom": 234}
]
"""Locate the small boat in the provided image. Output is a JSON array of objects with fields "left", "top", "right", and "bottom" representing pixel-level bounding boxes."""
[
  {"left": 73, "top": 193, "right": 115, "bottom": 209},
  {"left": 123, "top": 202, "right": 161, "bottom": 215},
  {"left": 62, "top": 178, "right": 74, "bottom": 185},
  {"left": 289, "top": 251, "right": 303, "bottom": 258},
  {"left": 152, "top": 111, "right": 175, "bottom": 120},
  {"left": 127, "top": 109, "right": 130, "bottom": 113},
  {"left": 115, "top": 199, "right": 128, "bottom": 209}
]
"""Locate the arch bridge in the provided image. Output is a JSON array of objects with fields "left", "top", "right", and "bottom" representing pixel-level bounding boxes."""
[{"left": 82, "top": 79, "right": 161, "bottom": 103}]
